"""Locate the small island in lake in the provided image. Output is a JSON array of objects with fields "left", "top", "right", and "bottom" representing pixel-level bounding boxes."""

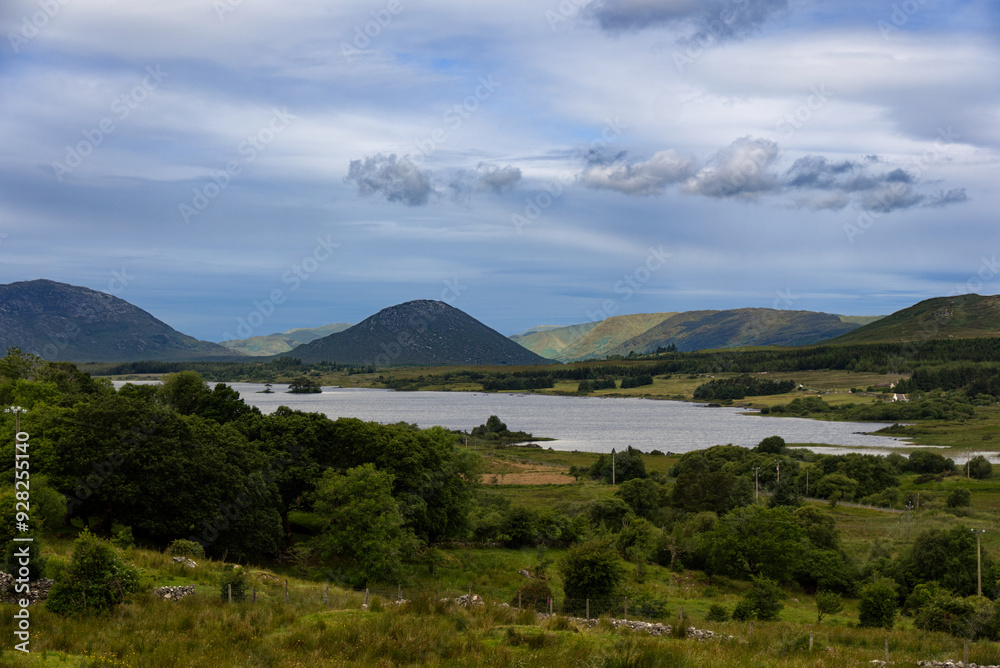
[{"left": 287, "top": 376, "right": 322, "bottom": 393}]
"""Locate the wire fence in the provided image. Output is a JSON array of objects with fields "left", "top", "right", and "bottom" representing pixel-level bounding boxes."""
[{"left": 188, "top": 579, "right": 678, "bottom": 624}]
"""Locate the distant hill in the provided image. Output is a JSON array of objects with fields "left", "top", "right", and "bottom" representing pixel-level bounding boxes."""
[
  {"left": 0, "top": 279, "right": 238, "bottom": 362},
  {"left": 291, "top": 300, "right": 551, "bottom": 366},
  {"left": 608, "top": 308, "right": 863, "bottom": 354},
  {"left": 510, "top": 322, "right": 600, "bottom": 360},
  {"left": 830, "top": 294, "right": 1000, "bottom": 344},
  {"left": 555, "top": 313, "right": 676, "bottom": 361},
  {"left": 221, "top": 323, "right": 352, "bottom": 356}
]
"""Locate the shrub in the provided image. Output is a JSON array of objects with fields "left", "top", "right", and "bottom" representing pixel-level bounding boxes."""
[
  {"left": 46, "top": 529, "right": 141, "bottom": 616},
  {"left": 705, "top": 603, "right": 729, "bottom": 622},
  {"left": 560, "top": 538, "right": 625, "bottom": 616},
  {"left": 167, "top": 539, "right": 206, "bottom": 559},
  {"left": 858, "top": 578, "right": 898, "bottom": 629},
  {"left": 512, "top": 578, "right": 554, "bottom": 612},
  {"left": 742, "top": 575, "right": 784, "bottom": 621},
  {"left": 219, "top": 565, "right": 249, "bottom": 602},
  {"left": 968, "top": 456, "right": 993, "bottom": 479},
  {"left": 816, "top": 591, "right": 844, "bottom": 623},
  {"left": 948, "top": 488, "right": 972, "bottom": 508},
  {"left": 111, "top": 525, "right": 135, "bottom": 550}
]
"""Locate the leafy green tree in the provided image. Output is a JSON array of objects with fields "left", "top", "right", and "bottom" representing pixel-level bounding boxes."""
[
  {"left": 706, "top": 505, "right": 805, "bottom": 582},
  {"left": 793, "top": 506, "right": 840, "bottom": 551},
  {"left": 501, "top": 506, "right": 539, "bottom": 548},
  {"left": 589, "top": 446, "right": 647, "bottom": 484},
  {"left": 858, "top": 578, "right": 898, "bottom": 629},
  {"left": 737, "top": 576, "right": 785, "bottom": 621},
  {"left": 768, "top": 478, "right": 802, "bottom": 508},
  {"left": 560, "top": 538, "right": 625, "bottom": 616},
  {"left": 816, "top": 591, "right": 844, "bottom": 623},
  {"left": 46, "top": 530, "right": 141, "bottom": 616},
  {"left": 815, "top": 473, "right": 859, "bottom": 501},
  {"left": 968, "top": 456, "right": 993, "bottom": 479},
  {"left": 615, "top": 478, "right": 662, "bottom": 519},
  {"left": 312, "top": 464, "right": 414, "bottom": 587},
  {"left": 287, "top": 376, "right": 322, "bottom": 393},
  {"left": 755, "top": 435, "right": 786, "bottom": 454},
  {"left": 948, "top": 488, "right": 972, "bottom": 508},
  {"left": 910, "top": 525, "right": 992, "bottom": 597},
  {"left": 219, "top": 565, "right": 249, "bottom": 602},
  {"left": 587, "top": 497, "right": 634, "bottom": 531}
]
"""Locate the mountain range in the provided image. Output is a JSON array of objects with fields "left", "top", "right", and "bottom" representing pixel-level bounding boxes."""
[
  {"left": 0, "top": 279, "right": 236, "bottom": 362},
  {"left": 0, "top": 279, "right": 996, "bottom": 365}
]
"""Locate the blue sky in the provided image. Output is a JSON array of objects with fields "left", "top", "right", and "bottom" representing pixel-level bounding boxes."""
[{"left": 1, "top": 0, "right": 998, "bottom": 342}]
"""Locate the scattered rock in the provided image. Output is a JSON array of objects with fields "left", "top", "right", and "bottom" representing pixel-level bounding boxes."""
[
  {"left": 171, "top": 557, "right": 198, "bottom": 568},
  {"left": 518, "top": 569, "right": 532, "bottom": 578},
  {"left": 155, "top": 585, "right": 195, "bottom": 601},
  {"left": 535, "top": 613, "right": 733, "bottom": 640},
  {"left": 0, "top": 573, "right": 53, "bottom": 605}
]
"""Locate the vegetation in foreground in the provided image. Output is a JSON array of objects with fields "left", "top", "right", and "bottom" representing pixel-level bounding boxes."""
[{"left": 5, "top": 346, "right": 1000, "bottom": 665}]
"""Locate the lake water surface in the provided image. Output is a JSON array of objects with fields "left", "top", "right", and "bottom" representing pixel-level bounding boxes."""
[{"left": 223, "top": 383, "right": 920, "bottom": 456}]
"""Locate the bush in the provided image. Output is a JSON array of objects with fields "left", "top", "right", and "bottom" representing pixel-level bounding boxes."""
[
  {"left": 166, "top": 539, "right": 206, "bottom": 558},
  {"left": 742, "top": 575, "right": 785, "bottom": 621},
  {"left": 816, "top": 591, "right": 844, "bottom": 623},
  {"left": 219, "top": 565, "right": 249, "bottom": 602},
  {"left": 858, "top": 578, "right": 898, "bottom": 629},
  {"left": 512, "top": 578, "right": 554, "bottom": 612},
  {"left": 111, "top": 525, "right": 135, "bottom": 550},
  {"left": 968, "top": 456, "right": 993, "bottom": 479},
  {"left": 46, "top": 530, "right": 141, "bottom": 616},
  {"left": 731, "top": 599, "right": 755, "bottom": 621},
  {"left": 705, "top": 603, "right": 729, "bottom": 622},
  {"left": 560, "top": 538, "right": 624, "bottom": 617},
  {"left": 948, "top": 488, "right": 972, "bottom": 508}
]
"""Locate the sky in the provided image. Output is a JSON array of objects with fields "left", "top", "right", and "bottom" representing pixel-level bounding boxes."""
[{"left": 1, "top": 0, "right": 998, "bottom": 343}]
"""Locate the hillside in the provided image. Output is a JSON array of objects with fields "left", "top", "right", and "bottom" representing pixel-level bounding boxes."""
[
  {"left": 220, "top": 323, "right": 352, "bottom": 356},
  {"left": 0, "top": 279, "right": 238, "bottom": 362},
  {"left": 509, "top": 322, "right": 599, "bottom": 359},
  {"left": 555, "top": 312, "right": 675, "bottom": 361},
  {"left": 830, "top": 294, "right": 1000, "bottom": 344},
  {"left": 607, "top": 308, "right": 863, "bottom": 354},
  {"left": 290, "top": 300, "right": 551, "bottom": 366}
]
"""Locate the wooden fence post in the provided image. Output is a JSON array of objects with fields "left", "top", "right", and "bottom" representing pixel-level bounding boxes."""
[
  {"left": 624, "top": 597, "right": 628, "bottom": 621},
  {"left": 364, "top": 588, "right": 369, "bottom": 607},
  {"left": 324, "top": 583, "right": 329, "bottom": 607},
  {"left": 585, "top": 598, "right": 589, "bottom": 620},
  {"left": 285, "top": 580, "right": 289, "bottom": 604},
  {"left": 884, "top": 635, "right": 888, "bottom": 663},
  {"left": 749, "top": 621, "right": 753, "bottom": 639},
  {"left": 518, "top": 592, "right": 522, "bottom": 611},
  {"left": 398, "top": 584, "right": 402, "bottom": 602},
  {"left": 809, "top": 632, "right": 813, "bottom": 651},
  {"left": 252, "top": 586, "right": 256, "bottom": 604},
  {"left": 227, "top": 584, "right": 232, "bottom": 603}
]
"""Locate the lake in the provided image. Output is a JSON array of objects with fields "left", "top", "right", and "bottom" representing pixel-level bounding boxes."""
[{"left": 221, "top": 383, "right": 922, "bottom": 456}]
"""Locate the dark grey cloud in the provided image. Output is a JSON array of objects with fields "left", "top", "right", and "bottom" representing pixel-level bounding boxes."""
[
  {"left": 591, "top": 0, "right": 788, "bottom": 38},
  {"left": 448, "top": 163, "right": 522, "bottom": 204},
  {"left": 580, "top": 149, "right": 695, "bottom": 195},
  {"left": 581, "top": 139, "right": 969, "bottom": 213},
  {"left": 924, "top": 188, "right": 968, "bottom": 208},
  {"left": 344, "top": 153, "right": 435, "bottom": 206},
  {"left": 476, "top": 164, "right": 522, "bottom": 194}
]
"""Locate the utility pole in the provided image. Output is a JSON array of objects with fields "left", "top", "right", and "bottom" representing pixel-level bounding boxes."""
[
  {"left": 611, "top": 448, "right": 616, "bottom": 485},
  {"left": 4, "top": 406, "right": 26, "bottom": 432},
  {"left": 973, "top": 529, "right": 986, "bottom": 596},
  {"left": 776, "top": 461, "right": 780, "bottom": 485},
  {"left": 753, "top": 467, "right": 760, "bottom": 502}
]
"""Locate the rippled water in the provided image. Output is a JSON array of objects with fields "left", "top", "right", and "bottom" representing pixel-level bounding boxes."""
[{"left": 224, "top": 383, "right": 921, "bottom": 455}]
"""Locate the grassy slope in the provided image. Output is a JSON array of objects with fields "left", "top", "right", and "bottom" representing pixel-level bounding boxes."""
[
  {"left": 831, "top": 294, "right": 1000, "bottom": 344},
  {"left": 509, "top": 322, "right": 600, "bottom": 360},
  {"left": 9, "top": 457, "right": 1000, "bottom": 667},
  {"left": 556, "top": 313, "right": 676, "bottom": 361}
]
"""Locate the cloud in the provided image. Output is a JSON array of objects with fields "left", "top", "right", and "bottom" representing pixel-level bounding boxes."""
[
  {"left": 579, "top": 139, "right": 969, "bottom": 213},
  {"left": 476, "top": 164, "right": 522, "bottom": 194},
  {"left": 580, "top": 149, "right": 695, "bottom": 195},
  {"left": 344, "top": 153, "right": 435, "bottom": 206},
  {"left": 448, "top": 163, "right": 522, "bottom": 204},
  {"left": 591, "top": 0, "right": 788, "bottom": 38},
  {"left": 682, "top": 136, "right": 780, "bottom": 199},
  {"left": 924, "top": 188, "right": 968, "bottom": 208}
]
